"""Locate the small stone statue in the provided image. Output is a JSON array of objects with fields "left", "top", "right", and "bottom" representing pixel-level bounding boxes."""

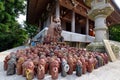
[
  {"left": 87, "top": 56, "right": 94, "bottom": 72},
  {"left": 25, "top": 60, "right": 35, "bottom": 80},
  {"left": 4, "top": 55, "right": 10, "bottom": 71},
  {"left": 67, "top": 55, "right": 74, "bottom": 75},
  {"left": 100, "top": 54, "right": 105, "bottom": 65},
  {"left": 32, "top": 56, "right": 39, "bottom": 75},
  {"left": 16, "top": 57, "right": 25, "bottom": 75},
  {"left": 80, "top": 56, "right": 87, "bottom": 74},
  {"left": 94, "top": 58, "right": 98, "bottom": 69},
  {"left": 22, "top": 61, "right": 28, "bottom": 77},
  {"left": 76, "top": 60, "right": 82, "bottom": 77},
  {"left": 37, "top": 58, "right": 46, "bottom": 79},
  {"left": 37, "top": 64, "right": 45, "bottom": 79},
  {"left": 50, "top": 59, "right": 59, "bottom": 79},
  {"left": 45, "top": 57, "right": 49, "bottom": 74},
  {"left": 100, "top": 53, "right": 108, "bottom": 65},
  {"left": 7, "top": 58, "right": 16, "bottom": 75},
  {"left": 61, "top": 58, "right": 69, "bottom": 77},
  {"left": 73, "top": 57, "right": 77, "bottom": 71},
  {"left": 104, "top": 53, "right": 109, "bottom": 64},
  {"left": 96, "top": 54, "right": 104, "bottom": 67}
]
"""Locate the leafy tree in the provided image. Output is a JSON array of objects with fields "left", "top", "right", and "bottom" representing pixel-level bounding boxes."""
[
  {"left": 0, "top": 0, "right": 28, "bottom": 51},
  {"left": 24, "top": 22, "right": 38, "bottom": 39},
  {"left": 109, "top": 24, "right": 120, "bottom": 42}
]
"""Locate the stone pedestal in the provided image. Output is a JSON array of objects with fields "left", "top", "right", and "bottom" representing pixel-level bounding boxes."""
[
  {"left": 86, "top": 0, "right": 114, "bottom": 52},
  {"left": 94, "top": 15, "right": 108, "bottom": 42},
  {"left": 87, "top": 42, "right": 105, "bottom": 52}
]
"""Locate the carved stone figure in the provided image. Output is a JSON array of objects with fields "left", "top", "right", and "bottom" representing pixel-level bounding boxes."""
[
  {"left": 44, "top": 57, "right": 49, "bottom": 74},
  {"left": 61, "top": 58, "right": 69, "bottom": 77},
  {"left": 32, "top": 56, "right": 39, "bottom": 75},
  {"left": 37, "top": 58, "right": 46, "bottom": 79},
  {"left": 47, "top": 18, "right": 61, "bottom": 37},
  {"left": 7, "top": 58, "right": 16, "bottom": 75},
  {"left": 22, "top": 60, "right": 28, "bottom": 77},
  {"left": 3, "top": 42, "right": 109, "bottom": 79},
  {"left": 80, "top": 56, "right": 87, "bottom": 74},
  {"left": 94, "top": 58, "right": 98, "bottom": 69},
  {"left": 16, "top": 57, "right": 25, "bottom": 75},
  {"left": 46, "top": 18, "right": 62, "bottom": 43},
  {"left": 67, "top": 55, "right": 74, "bottom": 75},
  {"left": 76, "top": 60, "right": 82, "bottom": 76},
  {"left": 95, "top": 54, "right": 104, "bottom": 67},
  {"left": 22, "top": 59, "right": 34, "bottom": 78},
  {"left": 87, "top": 56, "right": 94, "bottom": 72},
  {"left": 50, "top": 59, "right": 59, "bottom": 79},
  {"left": 25, "top": 60, "right": 35, "bottom": 80},
  {"left": 73, "top": 57, "right": 77, "bottom": 71},
  {"left": 104, "top": 53, "right": 109, "bottom": 64},
  {"left": 4, "top": 55, "right": 10, "bottom": 71},
  {"left": 37, "top": 64, "right": 45, "bottom": 79},
  {"left": 100, "top": 53, "right": 108, "bottom": 65}
]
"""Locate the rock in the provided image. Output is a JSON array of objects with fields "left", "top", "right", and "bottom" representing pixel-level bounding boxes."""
[{"left": 7, "top": 58, "right": 16, "bottom": 75}]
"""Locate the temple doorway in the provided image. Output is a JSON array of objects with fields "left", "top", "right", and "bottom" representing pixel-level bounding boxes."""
[{"left": 66, "top": 22, "right": 71, "bottom": 32}]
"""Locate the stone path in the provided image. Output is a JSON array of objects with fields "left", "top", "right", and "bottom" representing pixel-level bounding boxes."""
[{"left": 1, "top": 51, "right": 120, "bottom": 80}]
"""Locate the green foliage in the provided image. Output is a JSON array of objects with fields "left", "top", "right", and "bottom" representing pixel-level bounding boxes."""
[
  {"left": 0, "top": 0, "right": 28, "bottom": 52},
  {"left": 109, "top": 24, "right": 120, "bottom": 42},
  {"left": 0, "top": 2, "right": 4, "bottom": 11},
  {"left": 24, "top": 22, "right": 38, "bottom": 39}
]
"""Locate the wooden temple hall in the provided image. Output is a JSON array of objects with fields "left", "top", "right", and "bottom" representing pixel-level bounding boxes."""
[{"left": 27, "top": 0, "right": 120, "bottom": 47}]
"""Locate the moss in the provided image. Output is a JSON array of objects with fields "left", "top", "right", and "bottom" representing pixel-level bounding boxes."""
[
  {"left": 86, "top": 42, "right": 106, "bottom": 52},
  {"left": 111, "top": 44, "right": 120, "bottom": 58}
]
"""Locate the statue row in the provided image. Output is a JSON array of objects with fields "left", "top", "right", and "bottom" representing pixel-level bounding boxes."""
[{"left": 4, "top": 44, "right": 109, "bottom": 80}]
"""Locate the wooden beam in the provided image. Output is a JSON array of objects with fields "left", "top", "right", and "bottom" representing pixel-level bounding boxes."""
[
  {"left": 103, "top": 40, "right": 117, "bottom": 62},
  {"left": 61, "top": 9, "right": 71, "bottom": 17},
  {"left": 60, "top": 0, "right": 88, "bottom": 18}
]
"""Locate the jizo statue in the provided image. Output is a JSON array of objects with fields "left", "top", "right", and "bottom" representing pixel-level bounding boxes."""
[
  {"left": 46, "top": 18, "right": 62, "bottom": 43},
  {"left": 61, "top": 58, "right": 69, "bottom": 77},
  {"left": 67, "top": 55, "right": 74, "bottom": 75},
  {"left": 37, "top": 58, "right": 46, "bottom": 79},
  {"left": 25, "top": 60, "right": 35, "bottom": 80},
  {"left": 50, "top": 59, "right": 59, "bottom": 79},
  {"left": 76, "top": 60, "right": 82, "bottom": 76},
  {"left": 7, "top": 58, "right": 16, "bottom": 75},
  {"left": 16, "top": 57, "right": 25, "bottom": 75},
  {"left": 4, "top": 55, "right": 11, "bottom": 71},
  {"left": 47, "top": 18, "right": 61, "bottom": 36},
  {"left": 37, "top": 64, "right": 45, "bottom": 79},
  {"left": 87, "top": 56, "right": 94, "bottom": 72}
]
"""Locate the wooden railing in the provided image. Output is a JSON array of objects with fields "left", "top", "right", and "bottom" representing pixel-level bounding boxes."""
[{"left": 32, "top": 27, "right": 95, "bottom": 43}]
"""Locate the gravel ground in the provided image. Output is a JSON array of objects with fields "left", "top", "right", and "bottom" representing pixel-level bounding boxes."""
[{"left": 1, "top": 51, "right": 120, "bottom": 80}]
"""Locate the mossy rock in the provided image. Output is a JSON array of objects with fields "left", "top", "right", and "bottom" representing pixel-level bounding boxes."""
[
  {"left": 86, "top": 42, "right": 106, "bottom": 53},
  {"left": 111, "top": 44, "right": 120, "bottom": 58}
]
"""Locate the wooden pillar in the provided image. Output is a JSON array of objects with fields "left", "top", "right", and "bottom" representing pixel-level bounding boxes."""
[
  {"left": 56, "top": 0, "right": 60, "bottom": 19},
  {"left": 86, "top": 18, "right": 89, "bottom": 35},
  {"left": 72, "top": 11, "right": 75, "bottom": 32}
]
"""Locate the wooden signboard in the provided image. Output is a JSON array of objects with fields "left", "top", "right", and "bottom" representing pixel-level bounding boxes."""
[{"left": 103, "top": 39, "right": 117, "bottom": 62}]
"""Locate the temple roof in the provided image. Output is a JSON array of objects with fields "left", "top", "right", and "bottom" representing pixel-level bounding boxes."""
[
  {"left": 27, "top": 0, "right": 120, "bottom": 26},
  {"left": 106, "top": 0, "right": 120, "bottom": 26},
  {"left": 27, "top": 0, "right": 53, "bottom": 25}
]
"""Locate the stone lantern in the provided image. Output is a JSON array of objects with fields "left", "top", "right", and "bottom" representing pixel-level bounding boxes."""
[{"left": 86, "top": 0, "right": 114, "bottom": 52}]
